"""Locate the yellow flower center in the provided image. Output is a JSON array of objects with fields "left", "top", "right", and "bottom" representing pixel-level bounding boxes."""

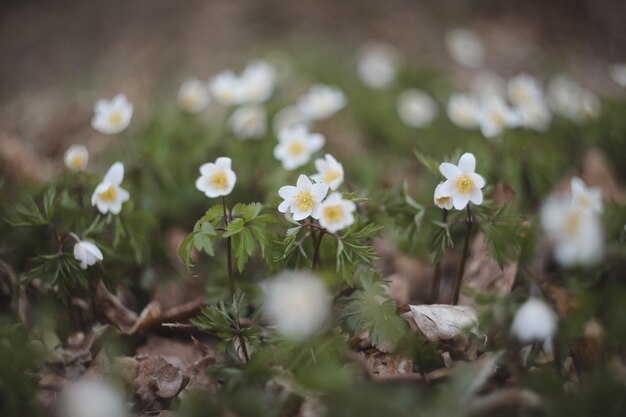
[
  {"left": 322, "top": 205, "right": 343, "bottom": 223},
  {"left": 322, "top": 169, "right": 341, "bottom": 185},
  {"left": 288, "top": 141, "right": 306, "bottom": 156},
  {"left": 70, "top": 155, "right": 85, "bottom": 170},
  {"left": 108, "top": 111, "right": 123, "bottom": 126},
  {"left": 294, "top": 191, "right": 314, "bottom": 212},
  {"left": 454, "top": 174, "right": 474, "bottom": 194},
  {"left": 181, "top": 94, "right": 198, "bottom": 109},
  {"left": 490, "top": 110, "right": 506, "bottom": 127},
  {"left": 563, "top": 210, "right": 581, "bottom": 238},
  {"left": 99, "top": 185, "right": 117, "bottom": 202},
  {"left": 210, "top": 172, "right": 228, "bottom": 189},
  {"left": 436, "top": 196, "right": 452, "bottom": 206}
]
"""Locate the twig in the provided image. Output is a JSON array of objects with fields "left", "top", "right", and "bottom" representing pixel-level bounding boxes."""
[{"left": 222, "top": 196, "right": 235, "bottom": 299}]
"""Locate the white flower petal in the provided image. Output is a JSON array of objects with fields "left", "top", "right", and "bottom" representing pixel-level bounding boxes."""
[
  {"left": 439, "top": 163, "right": 461, "bottom": 180},
  {"left": 103, "top": 162, "right": 124, "bottom": 185},
  {"left": 457, "top": 153, "right": 476, "bottom": 173}
]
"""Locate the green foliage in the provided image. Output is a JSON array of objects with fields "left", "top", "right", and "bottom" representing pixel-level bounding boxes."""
[
  {"left": 473, "top": 201, "right": 525, "bottom": 268},
  {"left": 335, "top": 223, "right": 383, "bottom": 285},
  {"left": 340, "top": 269, "right": 408, "bottom": 348}
]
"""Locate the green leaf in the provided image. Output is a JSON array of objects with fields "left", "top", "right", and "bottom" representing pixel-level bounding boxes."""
[{"left": 223, "top": 218, "right": 245, "bottom": 237}]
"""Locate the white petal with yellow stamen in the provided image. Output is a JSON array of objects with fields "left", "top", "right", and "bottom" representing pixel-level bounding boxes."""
[
  {"left": 438, "top": 153, "right": 485, "bottom": 211},
  {"left": 195, "top": 157, "right": 237, "bottom": 198},
  {"left": 273, "top": 124, "right": 325, "bottom": 171},
  {"left": 91, "top": 162, "right": 130, "bottom": 215},
  {"left": 91, "top": 94, "right": 133, "bottom": 134},
  {"left": 311, "top": 154, "right": 344, "bottom": 190},
  {"left": 319, "top": 192, "right": 356, "bottom": 233},
  {"left": 64, "top": 145, "right": 89, "bottom": 172},
  {"left": 278, "top": 175, "right": 329, "bottom": 221}
]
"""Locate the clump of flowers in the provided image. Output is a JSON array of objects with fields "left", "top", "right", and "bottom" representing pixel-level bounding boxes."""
[
  {"left": 261, "top": 270, "right": 332, "bottom": 340},
  {"left": 91, "top": 94, "right": 133, "bottom": 134},
  {"left": 547, "top": 75, "right": 601, "bottom": 122},
  {"left": 447, "top": 94, "right": 480, "bottom": 129},
  {"left": 92, "top": 162, "right": 130, "bottom": 215},
  {"left": 209, "top": 60, "right": 277, "bottom": 106},
  {"left": 477, "top": 96, "right": 519, "bottom": 138}
]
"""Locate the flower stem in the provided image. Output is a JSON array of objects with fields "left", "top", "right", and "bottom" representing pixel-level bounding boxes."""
[
  {"left": 453, "top": 205, "right": 473, "bottom": 305},
  {"left": 312, "top": 228, "right": 325, "bottom": 269},
  {"left": 431, "top": 209, "right": 448, "bottom": 303},
  {"left": 222, "top": 196, "right": 235, "bottom": 299}
]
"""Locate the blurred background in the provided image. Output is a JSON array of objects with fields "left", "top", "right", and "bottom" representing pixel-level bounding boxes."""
[{"left": 1, "top": 0, "right": 625, "bottom": 165}]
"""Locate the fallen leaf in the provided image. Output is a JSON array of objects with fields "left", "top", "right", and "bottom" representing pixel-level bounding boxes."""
[{"left": 401, "top": 304, "right": 478, "bottom": 342}]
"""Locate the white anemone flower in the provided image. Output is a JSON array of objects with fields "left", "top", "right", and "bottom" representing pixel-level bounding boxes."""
[
  {"left": 73, "top": 238, "right": 104, "bottom": 270},
  {"left": 610, "top": 63, "right": 626, "bottom": 87},
  {"left": 477, "top": 96, "right": 519, "bottom": 138},
  {"left": 91, "top": 162, "right": 130, "bottom": 215},
  {"left": 278, "top": 174, "right": 329, "bottom": 221},
  {"left": 230, "top": 105, "right": 267, "bottom": 140},
  {"left": 311, "top": 154, "right": 344, "bottom": 190},
  {"left": 64, "top": 145, "right": 89, "bottom": 172},
  {"left": 516, "top": 98, "right": 552, "bottom": 131},
  {"left": 195, "top": 157, "right": 237, "bottom": 198},
  {"left": 178, "top": 78, "right": 210, "bottom": 113},
  {"left": 238, "top": 60, "right": 277, "bottom": 103},
  {"left": 541, "top": 181, "right": 604, "bottom": 268},
  {"left": 447, "top": 94, "right": 480, "bottom": 129},
  {"left": 209, "top": 70, "right": 244, "bottom": 106},
  {"left": 547, "top": 75, "right": 601, "bottom": 122},
  {"left": 507, "top": 73, "right": 544, "bottom": 108},
  {"left": 261, "top": 270, "right": 331, "bottom": 340},
  {"left": 297, "top": 84, "right": 347, "bottom": 121},
  {"left": 319, "top": 192, "right": 356, "bottom": 233},
  {"left": 433, "top": 182, "right": 453, "bottom": 210},
  {"left": 356, "top": 42, "right": 399, "bottom": 89},
  {"left": 511, "top": 298, "right": 558, "bottom": 343},
  {"left": 273, "top": 124, "right": 325, "bottom": 171},
  {"left": 60, "top": 378, "right": 127, "bottom": 417},
  {"left": 445, "top": 28, "right": 485, "bottom": 69},
  {"left": 397, "top": 89, "right": 437, "bottom": 128},
  {"left": 91, "top": 94, "right": 133, "bottom": 135},
  {"left": 570, "top": 177, "right": 603, "bottom": 214},
  {"left": 438, "top": 153, "right": 486, "bottom": 210}
]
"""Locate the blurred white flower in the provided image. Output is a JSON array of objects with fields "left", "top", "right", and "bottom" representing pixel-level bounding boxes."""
[
  {"left": 311, "top": 154, "right": 344, "bottom": 190},
  {"left": 397, "top": 89, "right": 437, "bottom": 128},
  {"left": 91, "top": 162, "right": 130, "bottom": 215},
  {"left": 261, "top": 270, "right": 331, "bottom": 340},
  {"left": 438, "top": 153, "right": 485, "bottom": 210},
  {"left": 470, "top": 71, "right": 506, "bottom": 100},
  {"left": 445, "top": 28, "right": 485, "bottom": 69},
  {"left": 547, "top": 75, "right": 601, "bottom": 122},
  {"left": 319, "top": 192, "right": 356, "bottom": 233},
  {"left": 195, "top": 157, "right": 237, "bottom": 198},
  {"left": 507, "top": 73, "right": 544, "bottom": 108},
  {"left": 278, "top": 174, "right": 328, "bottom": 221},
  {"left": 507, "top": 74, "right": 551, "bottom": 131},
  {"left": 73, "top": 239, "right": 103, "bottom": 270},
  {"left": 60, "top": 378, "right": 127, "bottom": 417},
  {"left": 209, "top": 70, "right": 244, "bottom": 106},
  {"left": 447, "top": 93, "right": 480, "bottom": 129},
  {"left": 91, "top": 94, "right": 133, "bottom": 134},
  {"left": 273, "top": 124, "right": 325, "bottom": 170},
  {"left": 238, "top": 60, "right": 277, "bottom": 103},
  {"left": 178, "top": 78, "right": 210, "bottom": 113},
  {"left": 230, "top": 105, "right": 267, "bottom": 140},
  {"left": 356, "top": 42, "right": 399, "bottom": 89},
  {"left": 273, "top": 105, "right": 310, "bottom": 133},
  {"left": 541, "top": 177, "right": 604, "bottom": 267},
  {"left": 297, "top": 84, "right": 346, "bottom": 120},
  {"left": 477, "top": 96, "right": 519, "bottom": 138},
  {"left": 570, "top": 176, "right": 602, "bottom": 214},
  {"left": 64, "top": 145, "right": 89, "bottom": 172},
  {"left": 610, "top": 64, "right": 626, "bottom": 87},
  {"left": 433, "top": 182, "right": 453, "bottom": 210},
  {"left": 511, "top": 298, "right": 558, "bottom": 343}
]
